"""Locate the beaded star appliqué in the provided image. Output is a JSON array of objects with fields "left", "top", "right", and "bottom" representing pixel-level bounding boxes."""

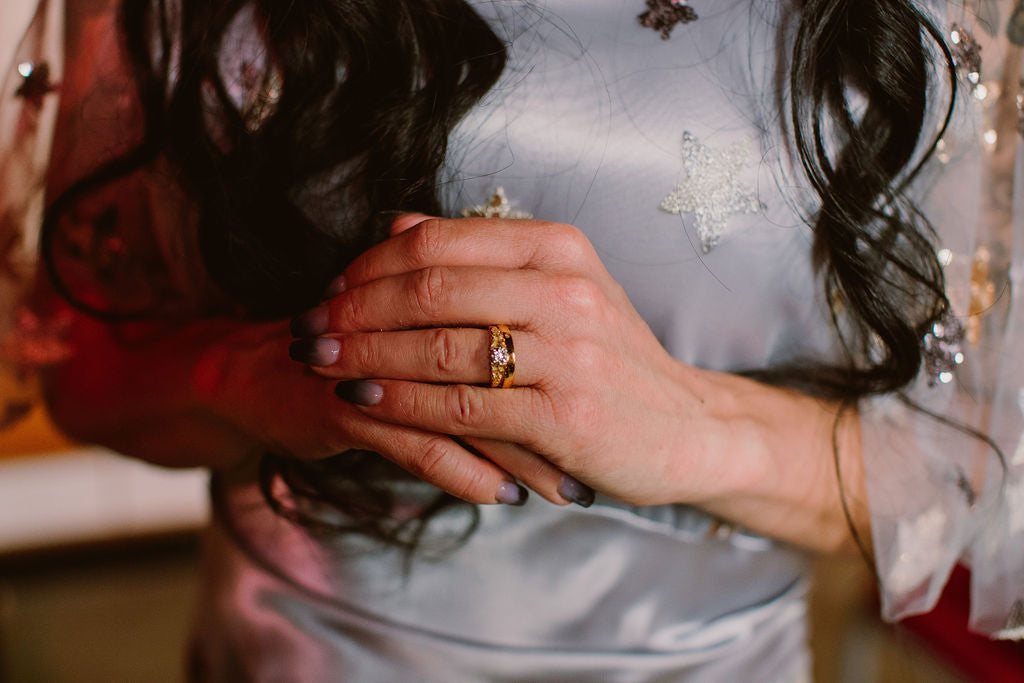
[
  {"left": 461, "top": 187, "right": 533, "bottom": 220},
  {"left": 638, "top": 0, "right": 698, "bottom": 40},
  {"left": 949, "top": 24, "right": 982, "bottom": 93},
  {"left": 659, "top": 132, "right": 763, "bottom": 252}
]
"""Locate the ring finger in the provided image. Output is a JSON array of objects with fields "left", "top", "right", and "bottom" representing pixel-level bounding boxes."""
[{"left": 290, "top": 327, "right": 546, "bottom": 387}]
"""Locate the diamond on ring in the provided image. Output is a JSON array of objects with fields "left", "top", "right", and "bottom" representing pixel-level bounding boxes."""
[{"left": 488, "top": 325, "right": 516, "bottom": 388}]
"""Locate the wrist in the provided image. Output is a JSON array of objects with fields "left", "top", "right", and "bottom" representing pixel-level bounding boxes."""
[
  {"left": 684, "top": 367, "right": 866, "bottom": 552},
  {"left": 648, "top": 362, "right": 773, "bottom": 507},
  {"left": 681, "top": 367, "right": 780, "bottom": 506}
]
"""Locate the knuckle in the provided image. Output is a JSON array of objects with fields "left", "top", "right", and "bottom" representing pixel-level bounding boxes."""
[
  {"left": 406, "top": 219, "right": 450, "bottom": 265},
  {"left": 448, "top": 464, "right": 489, "bottom": 504},
  {"left": 345, "top": 334, "right": 381, "bottom": 373},
  {"left": 520, "top": 453, "right": 553, "bottom": 482},
  {"left": 450, "top": 383, "right": 484, "bottom": 430},
  {"left": 406, "top": 436, "right": 452, "bottom": 482},
  {"left": 549, "top": 223, "right": 593, "bottom": 262},
  {"left": 412, "top": 266, "right": 449, "bottom": 316},
  {"left": 333, "top": 293, "right": 364, "bottom": 331},
  {"left": 430, "top": 328, "right": 462, "bottom": 376}
]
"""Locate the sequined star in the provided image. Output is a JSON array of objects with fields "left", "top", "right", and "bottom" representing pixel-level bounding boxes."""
[
  {"left": 659, "top": 132, "right": 763, "bottom": 252},
  {"left": 15, "top": 61, "right": 55, "bottom": 104},
  {"left": 921, "top": 309, "right": 966, "bottom": 386},
  {"left": 461, "top": 187, "right": 533, "bottom": 219},
  {"left": 638, "top": 0, "right": 698, "bottom": 40},
  {"left": 949, "top": 24, "right": 982, "bottom": 91}
]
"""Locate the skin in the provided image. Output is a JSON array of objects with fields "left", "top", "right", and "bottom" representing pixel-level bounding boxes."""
[
  {"left": 40, "top": 0, "right": 869, "bottom": 555},
  {"left": 291, "top": 214, "right": 869, "bottom": 552}
]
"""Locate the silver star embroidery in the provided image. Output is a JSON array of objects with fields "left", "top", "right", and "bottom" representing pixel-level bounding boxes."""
[
  {"left": 461, "top": 187, "right": 533, "bottom": 220},
  {"left": 659, "top": 132, "right": 763, "bottom": 252},
  {"left": 949, "top": 24, "right": 982, "bottom": 92},
  {"left": 921, "top": 310, "right": 966, "bottom": 386}
]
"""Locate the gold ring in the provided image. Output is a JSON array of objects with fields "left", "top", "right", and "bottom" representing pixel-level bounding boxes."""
[{"left": 488, "top": 325, "right": 516, "bottom": 388}]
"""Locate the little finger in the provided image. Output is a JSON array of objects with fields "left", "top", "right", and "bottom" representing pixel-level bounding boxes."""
[
  {"left": 463, "top": 437, "right": 595, "bottom": 508},
  {"left": 350, "top": 412, "right": 530, "bottom": 506}
]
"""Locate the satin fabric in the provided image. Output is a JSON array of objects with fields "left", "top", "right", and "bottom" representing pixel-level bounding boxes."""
[{"left": 195, "top": 472, "right": 810, "bottom": 682}]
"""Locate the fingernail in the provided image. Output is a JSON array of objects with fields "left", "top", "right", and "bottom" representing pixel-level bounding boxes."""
[
  {"left": 322, "top": 274, "right": 347, "bottom": 299},
  {"left": 495, "top": 481, "right": 528, "bottom": 506},
  {"left": 557, "top": 475, "right": 595, "bottom": 508},
  {"left": 335, "top": 380, "right": 383, "bottom": 406},
  {"left": 289, "top": 338, "right": 340, "bottom": 366},
  {"left": 290, "top": 305, "right": 329, "bottom": 338}
]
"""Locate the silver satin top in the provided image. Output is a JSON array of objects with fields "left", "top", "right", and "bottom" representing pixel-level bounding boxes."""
[{"left": 195, "top": 1, "right": 825, "bottom": 680}]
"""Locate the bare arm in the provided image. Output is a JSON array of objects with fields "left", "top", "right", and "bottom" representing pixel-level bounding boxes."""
[{"left": 682, "top": 369, "right": 867, "bottom": 553}]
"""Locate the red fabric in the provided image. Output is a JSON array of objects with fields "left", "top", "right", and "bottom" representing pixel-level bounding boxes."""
[{"left": 901, "top": 566, "right": 1024, "bottom": 682}]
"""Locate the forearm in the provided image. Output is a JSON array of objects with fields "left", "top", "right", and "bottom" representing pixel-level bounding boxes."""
[{"left": 686, "top": 367, "right": 868, "bottom": 554}]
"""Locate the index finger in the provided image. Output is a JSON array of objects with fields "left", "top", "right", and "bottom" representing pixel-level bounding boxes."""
[{"left": 342, "top": 215, "right": 598, "bottom": 289}]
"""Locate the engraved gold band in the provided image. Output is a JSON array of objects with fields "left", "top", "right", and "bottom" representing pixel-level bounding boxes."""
[{"left": 487, "top": 324, "right": 516, "bottom": 389}]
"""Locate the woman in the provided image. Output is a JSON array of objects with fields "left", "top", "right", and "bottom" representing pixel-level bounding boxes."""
[{"left": 3, "top": 0, "right": 1022, "bottom": 679}]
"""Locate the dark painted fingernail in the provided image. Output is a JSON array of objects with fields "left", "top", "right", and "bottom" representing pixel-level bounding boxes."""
[
  {"left": 496, "top": 481, "right": 528, "bottom": 506},
  {"left": 290, "top": 305, "right": 329, "bottom": 338},
  {"left": 335, "top": 380, "right": 383, "bottom": 406},
  {"left": 322, "top": 274, "right": 347, "bottom": 299},
  {"left": 289, "top": 338, "right": 340, "bottom": 366},
  {"left": 557, "top": 475, "right": 595, "bottom": 508}
]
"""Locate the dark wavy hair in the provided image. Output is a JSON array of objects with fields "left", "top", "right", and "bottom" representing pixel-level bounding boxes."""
[{"left": 41, "top": 0, "right": 958, "bottom": 551}]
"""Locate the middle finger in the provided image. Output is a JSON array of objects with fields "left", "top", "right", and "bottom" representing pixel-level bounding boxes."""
[{"left": 291, "top": 267, "right": 577, "bottom": 337}]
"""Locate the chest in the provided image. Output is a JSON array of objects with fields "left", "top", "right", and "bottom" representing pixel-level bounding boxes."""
[{"left": 442, "top": 0, "right": 837, "bottom": 370}]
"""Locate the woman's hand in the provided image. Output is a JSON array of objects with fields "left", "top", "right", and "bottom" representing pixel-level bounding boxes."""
[{"left": 289, "top": 215, "right": 769, "bottom": 508}]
